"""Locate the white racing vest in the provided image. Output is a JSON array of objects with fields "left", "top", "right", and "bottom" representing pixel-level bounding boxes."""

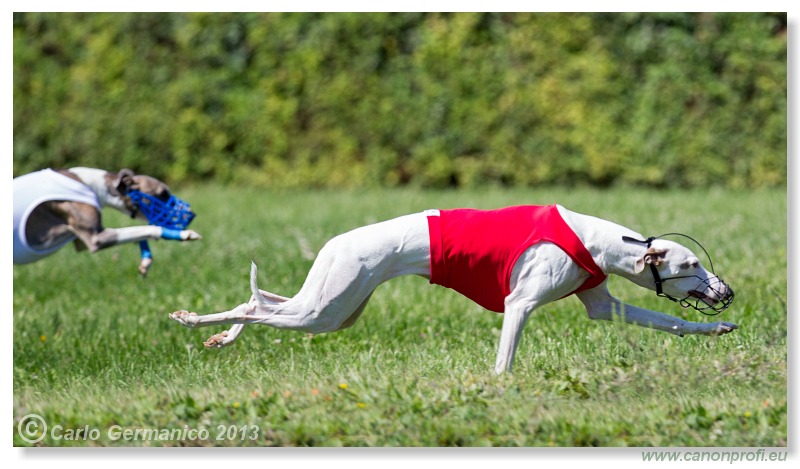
[{"left": 13, "top": 169, "right": 101, "bottom": 264}]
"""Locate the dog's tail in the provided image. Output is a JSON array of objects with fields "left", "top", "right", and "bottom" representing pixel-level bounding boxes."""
[{"left": 250, "top": 261, "right": 271, "bottom": 306}]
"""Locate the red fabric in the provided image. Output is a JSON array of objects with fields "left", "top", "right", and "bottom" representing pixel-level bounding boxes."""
[{"left": 427, "top": 205, "right": 606, "bottom": 312}]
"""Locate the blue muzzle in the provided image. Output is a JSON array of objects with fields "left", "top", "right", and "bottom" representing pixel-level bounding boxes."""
[{"left": 128, "top": 190, "right": 195, "bottom": 230}]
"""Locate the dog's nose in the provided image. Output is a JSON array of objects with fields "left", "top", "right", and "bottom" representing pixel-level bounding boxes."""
[
  {"left": 722, "top": 285, "right": 734, "bottom": 301},
  {"left": 713, "top": 279, "right": 734, "bottom": 311},
  {"left": 691, "top": 276, "right": 732, "bottom": 305},
  {"left": 716, "top": 280, "right": 732, "bottom": 299},
  {"left": 707, "top": 276, "right": 729, "bottom": 297}
]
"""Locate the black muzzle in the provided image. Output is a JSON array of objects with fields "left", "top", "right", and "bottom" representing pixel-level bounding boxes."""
[
  {"left": 649, "top": 264, "right": 734, "bottom": 315},
  {"left": 624, "top": 234, "right": 734, "bottom": 316}
]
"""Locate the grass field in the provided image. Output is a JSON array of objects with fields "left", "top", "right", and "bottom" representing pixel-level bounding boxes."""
[{"left": 12, "top": 186, "right": 787, "bottom": 447}]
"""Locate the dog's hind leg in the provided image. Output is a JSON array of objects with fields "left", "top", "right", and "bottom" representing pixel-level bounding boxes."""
[
  {"left": 203, "top": 279, "right": 293, "bottom": 348},
  {"left": 169, "top": 257, "right": 384, "bottom": 334},
  {"left": 203, "top": 323, "right": 246, "bottom": 348},
  {"left": 170, "top": 303, "right": 258, "bottom": 328},
  {"left": 335, "top": 292, "right": 374, "bottom": 331},
  {"left": 170, "top": 212, "right": 431, "bottom": 344},
  {"left": 204, "top": 296, "right": 291, "bottom": 348}
]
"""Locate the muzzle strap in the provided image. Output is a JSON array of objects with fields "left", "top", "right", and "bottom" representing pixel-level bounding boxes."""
[{"left": 621, "top": 235, "right": 657, "bottom": 248}]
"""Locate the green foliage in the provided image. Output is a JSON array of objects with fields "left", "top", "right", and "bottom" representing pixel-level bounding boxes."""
[
  {"left": 13, "top": 12, "right": 786, "bottom": 189},
  {"left": 13, "top": 186, "right": 787, "bottom": 446}
]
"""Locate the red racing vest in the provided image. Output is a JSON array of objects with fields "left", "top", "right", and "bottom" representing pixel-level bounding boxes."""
[{"left": 427, "top": 205, "right": 606, "bottom": 312}]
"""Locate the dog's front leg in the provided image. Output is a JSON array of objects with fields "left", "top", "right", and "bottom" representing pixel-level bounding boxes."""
[
  {"left": 91, "top": 225, "right": 202, "bottom": 248},
  {"left": 494, "top": 244, "right": 588, "bottom": 374},
  {"left": 494, "top": 303, "right": 535, "bottom": 374},
  {"left": 577, "top": 285, "right": 738, "bottom": 336},
  {"left": 72, "top": 225, "right": 201, "bottom": 274}
]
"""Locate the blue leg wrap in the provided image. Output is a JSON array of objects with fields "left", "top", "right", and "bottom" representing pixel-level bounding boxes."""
[
  {"left": 139, "top": 240, "right": 153, "bottom": 259},
  {"left": 161, "top": 228, "right": 183, "bottom": 240}
]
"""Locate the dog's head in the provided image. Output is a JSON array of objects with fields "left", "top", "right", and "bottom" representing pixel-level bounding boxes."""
[
  {"left": 629, "top": 237, "right": 734, "bottom": 314},
  {"left": 111, "top": 169, "right": 195, "bottom": 229},
  {"left": 109, "top": 169, "right": 171, "bottom": 219}
]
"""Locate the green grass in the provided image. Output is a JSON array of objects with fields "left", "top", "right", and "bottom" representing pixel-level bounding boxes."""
[{"left": 13, "top": 186, "right": 787, "bottom": 447}]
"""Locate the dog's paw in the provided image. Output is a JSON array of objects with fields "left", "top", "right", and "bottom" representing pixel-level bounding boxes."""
[
  {"left": 138, "top": 257, "right": 153, "bottom": 277},
  {"left": 181, "top": 230, "right": 202, "bottom": 241},
  {"left": 709, "top": 321, "right": 738, "bottom": 336},
  {"left": 169, "top": 310, "right": 199, "bottom": 327},
  {"left": 204, "top": 331, "right": 235, "bottom": 348}
]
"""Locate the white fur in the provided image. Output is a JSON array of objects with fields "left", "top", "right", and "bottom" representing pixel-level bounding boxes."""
[
  {"left": 69, "top": 167, "right": 129, "bottom": 213},
  {"left": 170, "top": 206, "right": 737, "bottom": 373}
]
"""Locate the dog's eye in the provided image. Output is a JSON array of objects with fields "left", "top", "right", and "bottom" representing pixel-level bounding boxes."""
[{"left": 681, "top": 260, "right": 700, "bottom": 270}]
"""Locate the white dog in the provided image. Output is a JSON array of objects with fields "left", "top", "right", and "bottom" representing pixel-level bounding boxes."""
[{"left": 170, "top": 204, "right": 736, "bottom": 373}]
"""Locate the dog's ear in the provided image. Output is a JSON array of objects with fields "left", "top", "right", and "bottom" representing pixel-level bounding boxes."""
[
  {"left": 634, "top": 248, "right": 669, "bottom": 273},
  {"left": 113, "top": 169, "right": 137, "bottom": 195}
]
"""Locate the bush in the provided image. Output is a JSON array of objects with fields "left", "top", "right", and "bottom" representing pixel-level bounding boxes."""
[{"left": 13, "top": 12, "right": 786, "bottom": 189}]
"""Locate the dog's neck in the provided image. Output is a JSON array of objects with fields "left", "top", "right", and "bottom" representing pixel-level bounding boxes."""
[
  {"left": 68, "top": 167, "right": 130, "bottom": 215},
  {"left": 556, "top": 205, "right": 651, "bottom": 284}
]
